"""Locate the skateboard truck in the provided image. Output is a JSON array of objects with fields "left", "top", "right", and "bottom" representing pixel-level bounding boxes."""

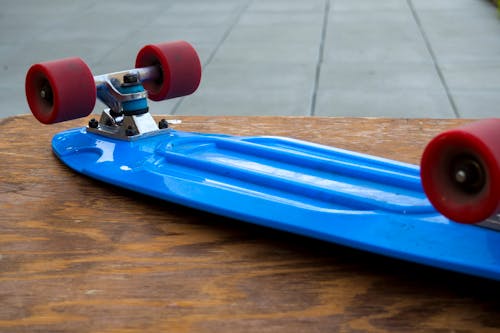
[
  {"left": 87, "top": 67, "right": 163, "bottom": 140},
  {"left": 25, "top": 40, "right": 202, "bottom": 138}
]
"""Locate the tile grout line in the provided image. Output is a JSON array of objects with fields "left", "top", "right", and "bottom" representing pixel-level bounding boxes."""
[
  {"left": 310, "top": 0, "right": 330, "bottom": 117},
  {"left": 199, "top": 0, "right": 254, "bottom": 70},
  {"left": 170, "top": 0, "right": 254, "bottom": 115},
  {"left": 407, "top": 0, "right": 460, "bottom": 118}
]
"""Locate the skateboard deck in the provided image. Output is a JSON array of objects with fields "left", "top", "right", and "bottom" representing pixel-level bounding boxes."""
[{"left": 25, "top": 41, "right": 500, "bottom": 280}]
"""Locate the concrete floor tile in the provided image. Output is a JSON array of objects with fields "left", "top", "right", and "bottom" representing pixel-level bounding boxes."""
[
  {"left": 83, "top": 0, "right": 171, "bottom": 13},
  {"left": 433, "top": 35, "right": 500, "bottom": 63},
  {"left": 149, "top": 7, "right": 239, "bottom": 28},
  {"left": 211, "top": 43, "right": 319, "bottom": 65},
  {"left": 324, "top": 10, "right": 432, "bottom": 64},
  {"left": 417, "top": 8, "right": 499, "bottom": 37},
  {"left": 0, "top": 4, "right": 85, "bottom": 44},
  {"left": 238, "top": 11, "right": 324, "bottom": 27},
  {"left": 441, "top": 62, "right": 500, "bottom": 90},
  {"left": 177, "top": 62, "right": 315, "bottom": 116},
  {"left": 224, "top": 25, "right": 322, "bottom": 45},
  {"left": 218, "top": 11, "right": 323, "bottom": 65},
  {"left": 411, "top": 0, "right": 494, "bottom": 11},
  {"left": 452, "top": 91, "right": 500, "bottom": 118},
  {"left": 201, "top": 63, "right": 315, "bottom": 91},
  {"left": 0, "top": 86, "right": 30, "bottom": 117},
  {"left": 176, "top": 88, "right": 311, "bottom": 116},
  {"left": 136, "top": 25, "right": 227, "bottom": 45},
  {"left": 416, "top": 9, "right": 500, "bottom": 63},
  {"left": 6, "top": 39, "right": 115, "bottom": 68},
  {"left": 332, "top": 0, "right": 410, "bottom": 12},
  {"left": 439, "top": 62, "right": 500, "bottom": 118},
  {"left": 432, "top": 34, "right": 500, "bottom": 65},
  {"left": 315, "top": 89, "right": 455, "bottom": 118},
  {"left": 165, "top": 1, "right": 246, "bottom": 13},
  {"left": 247, "top": 0, "right": 324, "bottom": 12},
  {"left": 0, "top": 44, "right": 20, "bottom": 66},
  {"left": 0, "top": 63, "right": 35, "bottom": 118},
  {"left": 0, "top": 1, "right": 88, "bottom": 26},
  {"left": 319, "top": 63, "right": 443, "bottom": 90},
  {"left": 171, "top": 62, "right": 315, "bottom": 116},
  {"left": 0, "top": 64, "right": 29, "bottom": 92}
]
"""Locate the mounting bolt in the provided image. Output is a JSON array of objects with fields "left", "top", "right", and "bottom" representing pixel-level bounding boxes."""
[
  {"left": 125, "top": 125, "right": 136, "bottom": 136},
  {"left": 88, "top": 118, "right": 99, "bottom": 128},
  {"left": 158, "top": 119, "right": 169, "bottom": 129}
]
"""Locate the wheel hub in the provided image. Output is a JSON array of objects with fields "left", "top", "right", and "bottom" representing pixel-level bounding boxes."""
[{"left": 451, "top": 155, "right": 486, "bottom": 194}]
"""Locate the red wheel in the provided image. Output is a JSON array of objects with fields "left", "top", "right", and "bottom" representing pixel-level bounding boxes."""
[
  {"left": 135, "top": 41, "right": 201, "bottom": 101},
  {"left": 25, "top": 57, "right": 96, "bottom": 124},
  {"left": 421, "top": 119, "right": 500, "bottom": 224}
]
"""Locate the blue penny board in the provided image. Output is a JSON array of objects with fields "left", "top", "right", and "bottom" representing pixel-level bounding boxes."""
[{"left": 52, "top": 127, "right": 500, "bottom": 280}]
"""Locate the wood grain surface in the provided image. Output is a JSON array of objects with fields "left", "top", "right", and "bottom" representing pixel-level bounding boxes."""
[{"left": 1, "top": 115, "right": 499, "bottom": 333}]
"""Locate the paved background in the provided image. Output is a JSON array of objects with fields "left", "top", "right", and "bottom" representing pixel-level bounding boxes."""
[{"left": 1, "top": 0, "right": 499, "bottom": 119}]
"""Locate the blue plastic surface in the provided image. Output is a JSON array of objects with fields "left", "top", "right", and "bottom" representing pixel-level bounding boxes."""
[{"left": 52, "top": 127, "right": 500, "bottom": 280}]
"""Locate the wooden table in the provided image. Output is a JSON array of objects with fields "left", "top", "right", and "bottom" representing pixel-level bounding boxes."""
[{"left": 1, "top": 115, "right": 499, "bottom": 333}]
